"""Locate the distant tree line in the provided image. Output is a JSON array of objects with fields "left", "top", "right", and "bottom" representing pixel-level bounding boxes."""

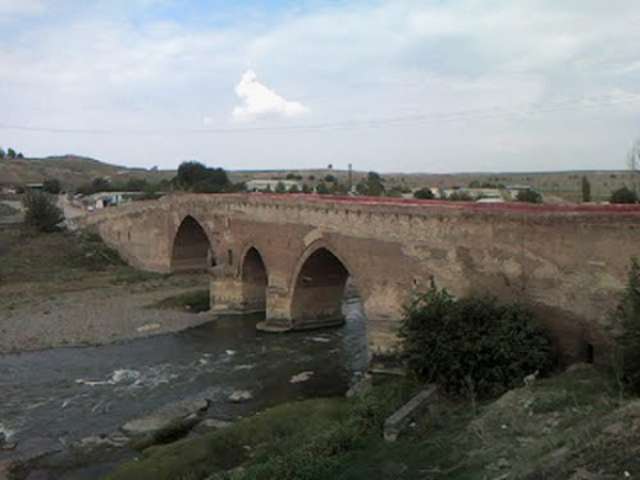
[
  {"left": 0, "top": 147, "right": 25, "bottom": 159},
  {"left": 76, "top": 177, "right": 172, "bottom": 197}
]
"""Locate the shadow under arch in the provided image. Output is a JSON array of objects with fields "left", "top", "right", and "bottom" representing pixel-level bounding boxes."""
[
  {"left": 288, "top": 242, "right": 361, "bottom": 330},
  {"left": 171, "top": 215, "right": 214, "bottom": 272},
  {"left": 240, "top": 246, "right": 269, "bottom": 312}
]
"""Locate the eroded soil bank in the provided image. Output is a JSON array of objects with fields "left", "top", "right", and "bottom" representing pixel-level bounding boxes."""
[{"left": 0, "top": 225, "right": 212, "bottom": 353}]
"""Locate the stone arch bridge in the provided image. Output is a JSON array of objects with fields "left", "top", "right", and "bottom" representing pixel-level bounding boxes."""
[{"left": 80, "top": 193, "right": 640, "bottom": 364}]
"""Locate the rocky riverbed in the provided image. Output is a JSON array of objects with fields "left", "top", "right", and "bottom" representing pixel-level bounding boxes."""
[
  {"left": 0, "top": 299, "right": 369, "bottom": 480},
  {"left": 0, "top": 275, "right": 213, "bottom": 354}
]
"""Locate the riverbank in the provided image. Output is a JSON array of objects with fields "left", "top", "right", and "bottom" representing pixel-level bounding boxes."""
[
  {"left": 0, "top": 225, "right": 212, "bottom": 354},
  {"left": 105, "top": 365, "right": 639, "bottom": 480}
]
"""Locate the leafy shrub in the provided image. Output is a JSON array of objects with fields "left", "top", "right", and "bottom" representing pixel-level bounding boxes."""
[
  {"left": 275, "top": 181, "right": 287, "bottom": 193},
  {"left": 399, "top": 286, "right": 554, "bottom": 398},
  {"left": 324, "top": 174, "right": 336, "bottom": 183},
  {"left": 610, "top": 186, "right": 638, "bottom": 204},
  {"left": 43, "top": 178, "right": 62, "bottom": 194},
  {"left": 516, "top": 189, "right": 543, "bottom": 203},
  {"left": 414, "top": 187, "right": 435, "bottom": 199},
  {"left": 23, "top": 191, "right": 63, "bottom": 232},
  {"left": 315, "top": 182, "right": 329, "bottom": 194},
  {"left": 447, "top": 191, "right": 473, "bottom": 201},
  {"left": 613, "top": 257, "right": 640, "bottom": 393}
]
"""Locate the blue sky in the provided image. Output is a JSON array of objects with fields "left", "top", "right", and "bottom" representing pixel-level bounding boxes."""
[{"left": 1, "top": 0, "right": 639, "bottom": 172}]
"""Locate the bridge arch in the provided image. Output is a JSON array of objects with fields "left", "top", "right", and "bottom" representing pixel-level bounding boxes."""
[
  {"left": 240, "top": 246, "right": 269, "bottom": 312},
  {"left": 288, "top": 242, "right": 360, "bottom": 329},
  {"left": 171, "top": 215, "right": 214, "bottom": 272}
]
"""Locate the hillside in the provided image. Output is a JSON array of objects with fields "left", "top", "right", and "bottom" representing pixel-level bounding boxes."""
[{"left": 0, "top": 155, "right": 175, "bottom": 190}]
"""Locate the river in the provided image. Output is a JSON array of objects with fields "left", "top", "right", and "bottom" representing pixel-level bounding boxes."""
[{"left": 0, "top": 299, "right": 369, "bottom": 479}]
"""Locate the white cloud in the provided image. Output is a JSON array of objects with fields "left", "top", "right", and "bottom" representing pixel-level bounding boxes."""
[
  {"left": 1, "top": 1, "right": 640, "bottom": 172},
  {"left": 231, "top": 70, "right": 309, "bottom": 122},
  {"left": 0, "top": 0, "right": 45, "bottom": 17}
]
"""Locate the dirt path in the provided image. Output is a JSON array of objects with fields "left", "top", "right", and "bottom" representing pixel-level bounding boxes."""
[{"left": 0, "top": 278, "right": 213, "bottom": 354}]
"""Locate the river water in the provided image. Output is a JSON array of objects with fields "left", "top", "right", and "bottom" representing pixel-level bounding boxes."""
[{"left": 0, "top": 299, "right": 368, "bottom": 478}]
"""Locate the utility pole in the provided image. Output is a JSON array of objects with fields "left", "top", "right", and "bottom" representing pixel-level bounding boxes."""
[{"left": 348, "top": 163, "right": 353, "bottom": 192}]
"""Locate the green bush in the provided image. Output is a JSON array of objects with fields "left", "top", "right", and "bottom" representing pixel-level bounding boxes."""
[
  {"left": 610, "top": 186, "right": 638, "bottom": 204},
  {"left": 23, "top": 191, "right": 64, "bottom": 232},
  {"left": 613, "top": 257, "right": 640, "bottom": 393},
  {"left": 43, "top": 178, "right": 62, "bottom": 194},
  {"left": 516, "top": 189, "right": 543, "bottom": 203},
  {"left": 414, "top": 187, "right": 434, "bottom": 200},
  {"left": 447, "top": 191, "right": 473, "bottom": 202},
  {"left": 399, "top": 286, "right": 554, "bottom": 398}
]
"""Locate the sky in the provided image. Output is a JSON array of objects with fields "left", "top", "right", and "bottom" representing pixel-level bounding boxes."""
[{"left": 1, "top": 0, "right": 640, "bottom": 173}]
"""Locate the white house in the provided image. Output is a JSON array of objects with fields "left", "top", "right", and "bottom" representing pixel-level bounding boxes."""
[{"left": 246, "top": 179, "right": 302, "bottom": 192}]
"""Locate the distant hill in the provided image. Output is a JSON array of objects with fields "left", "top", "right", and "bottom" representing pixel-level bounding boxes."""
[{"left": 0, "top": 155, "right": 175, "bottom": 190}]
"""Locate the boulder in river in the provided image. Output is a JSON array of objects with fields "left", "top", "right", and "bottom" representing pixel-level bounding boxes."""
[
  {"left": 289, "top": 371, "right": 314, "bottom": 384},
  {"left": 228, "top": 390, "right": 253, "bottom": 403},
  {"left": 121, "top": 398, "right": 209, "bottom": 450}
]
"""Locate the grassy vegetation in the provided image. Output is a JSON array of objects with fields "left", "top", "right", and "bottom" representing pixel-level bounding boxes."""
[
  {"left": 0, "top": 226, "right": 164, "bottom": 308},
  {"left": 153, "top": 289, "right": 211, "bottom": 313},
  {"left": 106, "top": 380, "right": 417, "bottom": 480},
  {"left": 104, "top": 366, "right": 640, "bottom": 480}
]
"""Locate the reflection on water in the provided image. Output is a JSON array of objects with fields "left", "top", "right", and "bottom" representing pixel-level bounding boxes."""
[{"left": 0, "top": 299, "right": 368, "bottom": 470}]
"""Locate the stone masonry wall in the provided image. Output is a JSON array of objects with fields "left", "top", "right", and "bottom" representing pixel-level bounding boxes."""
[{"left": 79, "top": 193, "right": 640, "bottom": 363}]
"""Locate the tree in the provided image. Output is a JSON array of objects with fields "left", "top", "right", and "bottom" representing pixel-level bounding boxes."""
[
  {"left": 43, "top": 178, "right": 62, "bottom": 194},
  {"left": 581, "top": 176, "right": 591, "bottom": 203},
  {"left": 399, "top": 285, "right": 553, "bottom": 398},
  {"left": 275, "top": 181, "right": 287, "bottom": 194},
  {"left": 17, "top": 152, "right": 24, "bottom": 159},
  {"left": 613, "top": 257, "right": 640, "bottom": 393},
  {"left": 414, "top": 188, "right": 435, "bottom": 200},
  {"left": 125, "top": 178, "right": 148, "bottom": 192},
  {"left": 0, "top": 148, "right": 5, "bottom": 159},
  {"left": 92, "top": 177, "right": 112, "bottom": 193},
  {"left": 356, "top": 171, "right": 385, "bottom": 196},
  {"left": 23, "top": 191, "right": 64, "bottom": 232},
  {"left": 173, "top": 161, "right": 230, "bottom": 193},
  {"left": 289, "top": 184, "right": 300, "bottom": 193},
  {"left": 330, "top": 182, "right": 349, "bottom": 195},
  {"left": 301, "top": 183, "right": 312, "bottom": 194},
  {"left": 324, "top": 174, "right": 337, "bottom": 183},
  {"left": 7, "top": 148, "right": 16, "bottom": 159},
  {"left": 516, "top": 189, "right": 543, "bottom": 204},
  {"left": 610, "top": 186, "right": 638, "bottom": 204},
  {"left": 448, "top": 191, "right": 473, "bottom": 202},
  {"left": 316, "top": 181, "right": 329, "bottom": 194}
]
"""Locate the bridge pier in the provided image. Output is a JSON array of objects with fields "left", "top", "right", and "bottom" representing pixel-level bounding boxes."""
[{"left": 209, "top": 269, "right": 265, "bottom": 315}]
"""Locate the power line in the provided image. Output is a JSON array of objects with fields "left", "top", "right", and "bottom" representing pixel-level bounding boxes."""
[{"left": 1, "top": 92, "right": 639, "bottom": 136}]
